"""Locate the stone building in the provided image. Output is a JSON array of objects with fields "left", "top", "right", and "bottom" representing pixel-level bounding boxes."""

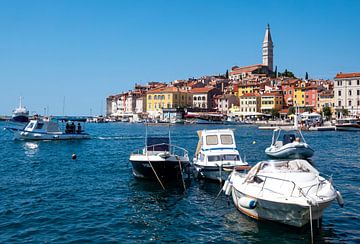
[{"left": 334, "top": 72, "right": 360, "bottom": 117}]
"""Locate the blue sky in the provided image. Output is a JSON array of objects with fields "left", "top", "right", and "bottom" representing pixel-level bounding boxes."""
[{"left": 0, "top": 0, "right": 359, "bottom": 115}]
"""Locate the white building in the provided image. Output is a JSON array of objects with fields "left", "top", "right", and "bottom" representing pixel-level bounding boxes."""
[{"left": 334, "top": 72, "right": 360, "bottom": 117}]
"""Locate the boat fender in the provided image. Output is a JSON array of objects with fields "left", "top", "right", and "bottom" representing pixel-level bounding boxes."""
[
  {"left": 222, "top": 176, "right": 233, "bottom": 196},
  {"left": 239, "top": 197, "right": 257, "bottom": 209},
  {"left": 336, "top": 191, "right": 344, "bottom": 208}
]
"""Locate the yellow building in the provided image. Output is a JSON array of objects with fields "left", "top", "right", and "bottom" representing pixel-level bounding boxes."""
[
  {"left": 146, "top": 86, "right": 192, "bottom": 117},
  {"left": 293, "top": 87, "right": 305, "bottom": 106},
  {"left": 260, "top": 92, "right": 284, "bottom": 114},
  {"left": 317, "top": 91, "right": 335, "bottom": 114},
  {"left": 237, "top": 84, "right": 259, "bottom": 97}
]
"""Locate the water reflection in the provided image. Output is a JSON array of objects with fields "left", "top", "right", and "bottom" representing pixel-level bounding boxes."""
[{"left": 23, "top": 142, "right": 39, "bottom": 157}]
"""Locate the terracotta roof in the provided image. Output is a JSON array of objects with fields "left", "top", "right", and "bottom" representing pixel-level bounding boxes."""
[
  {"left": 335, "top": 72, "right": 360, "bottom": 79},
  {"left": 190, "top": 86, "right": 215, "bottom": 94},
  {"left": 147, "top": 86, "right": 188, "bottom": 94},
  {"left": 230, "top": 64, "right": 266, "bottom": 74},
  {"left": 261, "top": 92, "right": 283, "bottom": 97},
  {"left": 240, "top": 93, "right": 260, "bottom": 98}
]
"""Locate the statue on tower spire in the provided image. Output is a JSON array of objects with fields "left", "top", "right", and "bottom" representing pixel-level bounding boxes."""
[{"left": 262, "top": 24, "right": 274, "bottom": 72}]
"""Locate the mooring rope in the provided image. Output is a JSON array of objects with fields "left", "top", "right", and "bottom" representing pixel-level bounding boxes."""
[
  {"left": 147, "top": 156, "right": 165, "bottom": 190},
  {"left": 176, "top": 156, "right": 187, "bottom": 194}
]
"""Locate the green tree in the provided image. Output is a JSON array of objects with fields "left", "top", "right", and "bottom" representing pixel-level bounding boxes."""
[
  {"left": 340, "top": 108, "right": 349, "bottom": 117},
  {"left": 304, "top": 106, "right": 313, "bottom": 113},
  {"left": 322, "top": 106, "right": 332, "bottom": 119},
  {"left": 305, "top": 72, "right": 309, "bottom": 80},
  {"left": 270, "top": 108, "right": 280, "bottom": 119},
  {"left": 225, "top": 70, "right": 229, "bottom": 79},
  {"left": 278, "top": 69, "right": 296, "bottom": 78},
  {"left": 287, "top": 106, "right": 295, "bottom": 115}
]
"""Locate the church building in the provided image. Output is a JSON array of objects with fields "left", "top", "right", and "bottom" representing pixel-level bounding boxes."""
[{"left": 229, "top": 24, "right": 274, "bottom": 80}]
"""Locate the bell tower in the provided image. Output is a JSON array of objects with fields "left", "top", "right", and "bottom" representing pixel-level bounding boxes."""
[{"left": 262, "top": 24, "right": 274, "bottom": 72}]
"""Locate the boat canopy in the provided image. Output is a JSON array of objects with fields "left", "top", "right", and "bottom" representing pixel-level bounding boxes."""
[
  {"left": 55, "top": 116, "right": 87, "bottom": 122},
  {"left": 146, "top": 137, "right": 169, "bottom": 151},
  {"left": 195, "top": 129, "right": 236, "bottom": 155}
]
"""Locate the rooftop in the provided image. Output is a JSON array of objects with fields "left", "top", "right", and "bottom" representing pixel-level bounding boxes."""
[{"left": 335, "top": 72, "right": 360, "bottom": 79}]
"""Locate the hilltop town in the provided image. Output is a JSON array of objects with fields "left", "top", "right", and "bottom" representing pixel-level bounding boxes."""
[{"left": 106, "top": 25, "right": 360, "bottom": 123}]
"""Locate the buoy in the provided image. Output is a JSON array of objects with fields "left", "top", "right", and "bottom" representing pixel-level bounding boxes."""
[
  {"left": 252, "top": 140, "right": 256, "bottom": 144},
  {"left": 72, "top": 153, "right": 77, "bottom": 160},
  {"left": 336, "top": 190, "right": 344, "bottom": 208},
  {"left": 239, "top": 197, "right": 257, "bottom": 209}
]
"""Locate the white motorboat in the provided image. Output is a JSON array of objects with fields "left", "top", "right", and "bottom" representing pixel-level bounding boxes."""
[
  {"left": 223, "top": 159, "right": 344, "bottom": 227},
  {"left": 335, "top": 117, "right": 360, "bottom": 131},
  {"left": 129, "top": 136, "right": 190, "bottom": 182},
  {"left": 5, "top": 118, "right": 90, "bottom": 140},
  {"left": 193, "top": 129, "right": 249, "bottom": 182},
  {"left": 265, "top": 128, "right": 314, "bottom": 159}
]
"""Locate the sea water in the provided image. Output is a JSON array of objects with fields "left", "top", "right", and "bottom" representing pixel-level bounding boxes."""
[{"left": 0, "top": 122, "right": 359, "bottom": 242}]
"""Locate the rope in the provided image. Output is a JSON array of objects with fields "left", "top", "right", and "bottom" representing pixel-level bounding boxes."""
[
  {"left": 176, "top": 156, "right": 187, "bottom": 194},
  {"left": 309, "top": 204, "right": 314, "bottom": 244},
  {"left": 147, "top": 156, "right": 165, "bottom": 190}
]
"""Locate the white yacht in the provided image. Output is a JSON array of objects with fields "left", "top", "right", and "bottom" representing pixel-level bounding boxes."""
[
  {"left": 11, "top": 97, "right": 29, "bottom": 123},
  {"left": 223, "top": 159, "right": 344, "bottom": 227},
  {"left": 193, "top": 129, "right": 249, "bottom": 182},
  {"left": 6, "top": 118, "right": 90, "bottom": 140}
]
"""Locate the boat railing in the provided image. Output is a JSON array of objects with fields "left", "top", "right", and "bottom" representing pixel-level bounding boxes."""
[
  {"left": 256, "top": 174, "right": 327, "bottom": 199},
  {"left": 131, "top": 143, "right": 189, "bottom": 158}
]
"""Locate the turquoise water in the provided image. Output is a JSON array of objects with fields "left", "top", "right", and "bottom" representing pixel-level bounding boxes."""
[{"left": 0, "top": 122, "right": 359, "bottom": 242}]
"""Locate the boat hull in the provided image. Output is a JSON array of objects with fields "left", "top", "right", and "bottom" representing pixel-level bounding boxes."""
[
  {"left": 265, "top": 146, "right": 314, "bottom": 159},
  {"left": 13, "top": 131, "right": 90, "bottom": 140},
  {"left": 335, "top": 125, "right": 360, "bottom": 131},
  {"left": 194, "top": 164, "right": 235, "bottom": 182},
  {"left": 129, "top": 157, "right": 190, "bottom": 181},
  {"left": 231, "top": 187, "right": 333, "bottom": 227}
]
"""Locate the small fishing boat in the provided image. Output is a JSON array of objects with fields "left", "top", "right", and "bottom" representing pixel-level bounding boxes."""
[
  {"left": 193, "top": 129, "right": 249, "bottom": 182},
  {"left": 5, "top": 118, "right": 90, "bottom": 140},
  {"left": 223, "top": 159, "right": 344, "bottom": 227},
  {"left": 129, "top": 132, "right": 190, "bottom": 182},
  {"left": 265, "top": 128, "right": 314, "bottom": 159},
  {"left": 335, "top": 117, "right": 360, "bottom": 131}
]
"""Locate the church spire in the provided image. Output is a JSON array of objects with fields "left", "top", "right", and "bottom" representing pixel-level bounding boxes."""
[{"left": 262, "top": 24, "right": 274, "bottom": 72}]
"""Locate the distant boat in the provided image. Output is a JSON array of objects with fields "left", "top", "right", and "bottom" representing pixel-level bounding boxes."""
[
  {"left": 335, "top": 117, "right": 360, "bottom": 131},
  {"left": 129, "top": 127, "right": 190, "bottom": 182},
  {"left": 11, "top": 97, "right": 29, "bottom": 123},
  {"left": 5, "top": 118, "right": 90, "bottom": 140},
  {"left": 193, "top": 129, "right": 249, "bottom": 182}
]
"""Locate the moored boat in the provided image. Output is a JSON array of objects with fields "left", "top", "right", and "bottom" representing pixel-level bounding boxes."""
[
  {"left": 223, "top": 159, "right": 344, "bottom": 227},
  {"left": 335, "top": 117, "right": 360, "bottom": 131},
  {"left": 129, "top": 136, "right": 190, "bottom": 181},
  {"left": 193, "top": 129, "right": 249, "bottom": 182},
  {"left": 11, "top": 97, "right": 29, "bottom": 123},
  {"left": 265, "top": 128, "right": 314, "bottom": 159}
]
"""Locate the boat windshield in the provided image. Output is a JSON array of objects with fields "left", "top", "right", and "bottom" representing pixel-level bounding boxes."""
[
  {"left": 206, "top": 135, "right": 218, "bottom": 145},
  {"left": 208, "top": 154, "right": 240, "bottom": 162}
]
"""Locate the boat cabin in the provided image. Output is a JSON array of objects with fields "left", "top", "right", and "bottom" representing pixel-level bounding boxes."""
[
  {"left": 195, "top": 129, "right": 237, "bottom": 156},
  {"left": 24, "top": 120, "right": 61, "bottom": 134}
]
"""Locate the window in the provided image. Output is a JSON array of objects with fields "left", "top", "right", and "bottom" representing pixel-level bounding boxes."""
[
  {"left": 338, "top": 91, "right": 341, "bottom": 96},
  {"left": 357, "top": 80, "right": 360, "bottom": 85},
  {"left": 222, "top": 154, "right": 240, "bottom": 161},
  {"left": 357, "top": 90, "right": 360, "bottom": 96},
  {"left": 35, "top": 123, "right": 44, "bottom": 129},
  {"left": 148, "top": 95, "right": 152, "bottom": 100},
  {"left": 349, "top": 90, "right": 352, "bottom": 96},
  {"left": 289, "top": 90, "right": 292, "bottom": 95},
  {"left": 26, "top": 122, "right": 35, "bottom": 130},
  {"left": 349, "top": 100, "right": 352, "bottom": 106},
  {"left": 208, "top": 155, "right": 221, "bottom": 162},
  {"left": 154, "top": 95, "right": 157, "bottom": 100},
  {"left": 220, "top": 135, "right": 233, "bottom": 145},
  {"left": 284, "top": 91, "right": 286, "bottom": 95},
  {"left": 194, "top": 97, "right": 197, "bottom": 101},
  {"left": 206, "top": 135, "right": 218, "bottom": 145},
  {"left": 168, "top": 94, "right": 170, "bottom": 99},
  {"left": 349, "top": 80, "right": 352, "bottom": 86},
  {"left": 338, "top": 101, "right": 341, "bottom": 106}
]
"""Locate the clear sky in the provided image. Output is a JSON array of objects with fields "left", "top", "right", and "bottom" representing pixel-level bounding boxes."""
[{"left": 0, "top": 0, "right": 359, "bottom": 116}]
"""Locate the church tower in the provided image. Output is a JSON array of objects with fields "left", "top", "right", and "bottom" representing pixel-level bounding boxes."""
[{"left": 262, "top": 24, "right": 274, "bottom": 72}]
